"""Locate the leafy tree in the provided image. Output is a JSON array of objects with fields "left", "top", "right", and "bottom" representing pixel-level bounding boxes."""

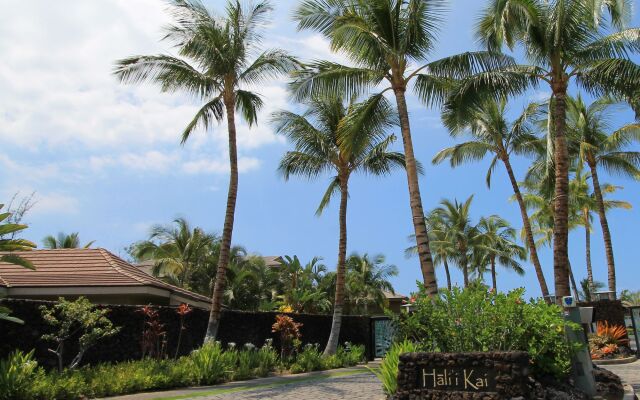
[
  {"left": 114, "top": 0, "right": 298, "bottom": 341},
  {"left": 130, "top": 218, "right": 216, "bottom": 288},
  {"left": 275, "top": 255, "right": 332, "bottom": 314},
  {"left": 40, "top": 297, "right": 120, "bottom": 371},
  {"left": 475, "top": 215, "right": 526, "bottom": 291},
  {"left": 434, "top": 98, "right": 550, "bottom": 297},
  {"left": 275, "top": 95, "right": 404, "bottom": 355},
  {"left": 448, "top": 0, "right": 640, "bottom": 300},
  {"left": 344, "top": 253, "right": 398, "bottom": 314},
  {"left": 568, "top": 95, "right": 640, "bottom": 297},
  {"left": 43, "top": 232, "right": 95, "bottom": 249},
  {"left": 292, "top": 0, "right": 511, "bottom": 295},
  {"left": 428, "top": 196, "right": 478, "bottom": 287}
]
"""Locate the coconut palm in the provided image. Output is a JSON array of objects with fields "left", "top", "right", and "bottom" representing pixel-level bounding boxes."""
[
  {"left": 581, "top": 279, "right": 606, "bottom": 302},
  {"left": 620, "top": 289, "right": 640, "bottom": 307},
  {"left": 570, "top": 167, "right": 631, "bottom": 296},
  {"left": 292, "top": 0, "right": 514, "bottom": 296},
  {"left": 434, "top": 98, "right": 550, "bottom": 297},
  {"left": 447, "top": 0, "right": 640, "bottom": 299},
  {"left": 114, "top": 0, "right": 298, "bottom": 341},
  {"left": 429, "top": 196, "right": 478, "bottom": 287},
  {"left": 275, "top": 95, "right": 405, "bottom": 355},
  {"left": 568, "top": 95, "right": 640, "bottom": 297},
  {"left": 130, "top": 218, "right": 216, "bottom": 288},
  {"left": 344, "top": 253, "right": 398, "bottom": 315},
  {"left": 475, "top": 215, "right": 526, "bottom": 291},
  {"left": 43, "top": 232, "right": 95, "bottom": 249}
]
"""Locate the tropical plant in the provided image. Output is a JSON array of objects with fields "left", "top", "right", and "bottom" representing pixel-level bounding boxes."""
[
  {"left": 370, "top": 339, "right": 421, "bottom": 396},
  {"left": 447, "top": 0, "right": 640, "bottom": 300},
  {"left": 0, "top": 350, "right": 38, "bottom": 400},
  {"left": 568, "top": 95, "right": 640, "bottom": 297},
  {"left": 570, "top": 166, "right": 631, "bottom": 295},
  {"left": 344, "top": 253, "right": 398, "bottom": 315},
  {"left": 580, "top": 278, "right": 606, "bottom": 302},
  {"left": 428, "top": 196, "right": 478, "bottom": 287},
  {"left": 589, "top": 321, "right": 629, "bottom": 359},
  {"left": 292, "top": 0, "right": 513, "bottom": 295},
  {"left": 434, "top": 98, "right": 550, "bottom": 297},
  {"left": 43, "top": 232, "right": 95, "bottom": 249},
  {"left": 271, "top": 314, "right": 302, "bottom": 359},
  {"left": 114, "top": 0, "right": 298, "bottom": 341},
  {"left": 0, "top": 204, "right": 36, "bottom": 269},
  {"left": 620, "top": 289, "right": 640, "bottom": 307},
  {"left": 475, "top": 215, "right": 526, "bottom": 291},
  {"left": 40, "top": 297, "right": 120, "bottom": 371},
  {"left": 174, "top": 303, "right": 193, "bottom": 358},
  {"left": 275, "top": 95, "right": 405, "bottom": 355},
  {"left": 130, "top": 218, "right": 216, "bottom": 288}
]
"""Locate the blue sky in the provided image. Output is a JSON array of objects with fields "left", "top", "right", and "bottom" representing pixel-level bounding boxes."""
[{"left": 0, "top": 0, "right": 638, "bottom": 298}]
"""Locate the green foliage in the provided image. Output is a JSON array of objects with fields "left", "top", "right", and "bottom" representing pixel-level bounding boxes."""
[
  {"left": 290, "top": 344, "right": 323, "bottom": 374},
  {"left": 189, "top": 341, "right": 230, "bottom": 385},
  {"left": 395, "top": 286, "right": 581, "bottom": 378},
  {"left": 370, "top": 340, "right": 421, "bottom": 396},
  {"left": 0, "top": 350, "right": 38, "bottom": 400},
  {"left": 289, "top": 343, "right": 366, "bottom": 374},
  {"left": 40, "top": 297, "right": 120, "bottom": 371}
]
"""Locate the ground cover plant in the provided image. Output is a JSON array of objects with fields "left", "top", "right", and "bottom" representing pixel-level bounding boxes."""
[{"left": 0, "top": 341, "right": 365, "bottom": 400}]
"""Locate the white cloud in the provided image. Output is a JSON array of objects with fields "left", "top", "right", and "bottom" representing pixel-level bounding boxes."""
[
  {"left": 182, "top": 157, "right": 261, "bottom": 175},
  {"left": 32, "top": 193, "right": 80, "bottom": 216}
]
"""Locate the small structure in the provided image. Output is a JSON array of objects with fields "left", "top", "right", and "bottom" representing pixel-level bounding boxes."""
[{"left": 0, "top": 249, "right": 211, "bottom": 309}]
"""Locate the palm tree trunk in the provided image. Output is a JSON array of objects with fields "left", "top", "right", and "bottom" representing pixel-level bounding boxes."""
[
  {"left": 588, "top": 160, "right": 616, "bottom": 299},
  {"left": 392, "top": 87, "right": 438, "bottom": 296},
  {"left": 551, "top": 86, "right": 571, "bottom": 301},
  {"left": 443, "top": 259, "right": 452, "bottom": 291},
  {"left": 491, "top": 256, "right": 497, "bottom": 291},
  {"left": 568, "top": 259, "right": 580, "bottom": 302},
  {"left": 461, "top": 247, "right": 469, "bottom": 288},
  {"left": 502, "top": 157, "right": 550, "bottom": 298},
  {"left": 324, "top": 173, "right": 348, "bottom": 356},
  {"left": 583, "top": 209, "right": 594, "bottom": 295},
  {"left": 204, "top": 95, "right": 239, "bottom": 342}
]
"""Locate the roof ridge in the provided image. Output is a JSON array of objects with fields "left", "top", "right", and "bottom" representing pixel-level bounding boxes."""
[{"left": 98, "top": 248, "right": 148, "bottom": 285}]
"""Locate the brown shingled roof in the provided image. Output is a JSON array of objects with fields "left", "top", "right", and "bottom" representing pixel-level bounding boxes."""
[{"left": 0, "top": 248, "right": 211, "bottom": 304}]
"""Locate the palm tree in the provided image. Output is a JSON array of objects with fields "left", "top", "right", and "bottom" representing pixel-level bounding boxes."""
[
  {"left": 429, "top": 196, "right": 478, "bottom": 287},
  {"left": 43, "top": 232, "right": 95, "bottom": 249},
  {"left": 275, "top": 95, "right": 405, "bottom": 355},
  {"left": 434, "top": 98, "right": 550, "bottom": 297},
  {"left": 292, "top": 0, "right": 512, "bottom": 296},
  {"left": 114, "top": 0, "right": 298, "bottom": 341},
  {"left": 580, "top": 278, "right": 606, "bottom": 302},
  {"left": 568, "top": 95, "right": 640, "bottom": 298},
  {"left": 448, "top": 0, "right": 640, "bottom": 300},
  {"left": 475, "top": 215, "right": 526, "bottom": 291},
  {"left": 344, "top": 253, "right": 398, "bottom": 315},
  {"left": 621, "top": 289, "right": 640, "bottom": 307},
  {"left": 570, "top": 167, "right": 631, "bottom": 296},
  {"left": 130, "top": 218, "right": 216, "bottom": 288}
]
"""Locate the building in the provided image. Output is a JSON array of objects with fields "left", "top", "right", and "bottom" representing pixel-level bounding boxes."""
[{"left": 0, "top": 248, "right": 211, "bottom": 309}]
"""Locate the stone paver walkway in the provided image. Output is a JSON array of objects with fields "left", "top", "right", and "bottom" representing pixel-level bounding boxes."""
[
  {"left": 601, "top": 359, "right": 640, "bottom": 392},
  {"left": 104, "top": 365, "right": 383, "bottom": 400}
]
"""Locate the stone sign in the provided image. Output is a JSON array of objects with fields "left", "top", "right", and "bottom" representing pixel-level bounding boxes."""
[{"left": 394, "top": 351, "right": 530, "bottom": 400}]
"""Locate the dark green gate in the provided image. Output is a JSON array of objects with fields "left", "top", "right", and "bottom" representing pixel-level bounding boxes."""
[{"left": 371, "top": 317, "right": 396, "bottom": 358}]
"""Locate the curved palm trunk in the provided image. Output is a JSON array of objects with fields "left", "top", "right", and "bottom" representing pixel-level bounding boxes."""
[
  {"left": 503, "top": 157, "right": 550, "bottom": 298},
  {"left": 490, "top": 256, "right": 497, "bottom": 291},
  {"left": 551, "top": 87, "right": 571, "bottom": 301},
  {"left": 204, "top": 95, "right": 239, "bottom": 342},
  {"left": 568, "top": 259, "right": 581, "bottom": 302},
  {"left": 443, "top": 259, "right": 452, "bottom": 290},
  {"left": 461, "top": 246, "right": 469, "bottom": 288},
  {"left": 324, "top": 174, "right": 348, "bottom": 356},
  {"left": 583, "top": 209, "right": 594, "bottom": 295},
  {"left": 393, "top": 88, "right": 438, "bottom": 295},
  {"left": 588, "top": 160, "right": 616, "bottom": 299}
]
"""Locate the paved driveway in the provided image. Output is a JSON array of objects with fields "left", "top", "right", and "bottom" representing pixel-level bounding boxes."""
[{"left": 601, "top": 359, "right": 640, "bottom": 392}]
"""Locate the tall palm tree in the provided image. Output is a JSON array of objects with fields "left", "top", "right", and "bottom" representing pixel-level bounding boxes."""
[
  {"left": 475, "top": 215, "right": 526, "bottom": 291},
  {"left": 43, "top": 232, "right": 95, "bottom": 249},
  {"left": 274, "top": 95, "right": 405, "bottom": 355},
  {"left": 568, "top": 95, "right": 640, "bottom": 297},
  {"left": 570, "top": 168, "right": 631, "bottom": 295},
  {"left": 580, "top": 278, "right": 606, "bottom": 302},
  {"left": 292, "top": 0, "right": 512, "bottom": 296},
  {"left": 130, "top": 218, "right": 216, "bottom": 288},
  {"left": 447, "top": 0, "right": 640, "bottom": 300},
  {"left": 429, "top": 196, "right": 478, "bottom": 287},
  {"left": 345, "top": 253, "right": 398, "bottom": 315},
  {"left": 114, "top": 0, "right": 298, "bottom": 341},
  {"left": 434, "top": 98, "right": 550, "bottom": 297}
]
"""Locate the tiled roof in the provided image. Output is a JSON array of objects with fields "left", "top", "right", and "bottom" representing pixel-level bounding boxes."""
[{"left": 0, "top": 248, "right": 211, "bottom": 303}]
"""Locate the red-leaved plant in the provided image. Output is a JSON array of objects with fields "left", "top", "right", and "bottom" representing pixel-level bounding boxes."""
[
  {"left": 272, "top": 314, "right": 302, "bottom": 359},
  {"left": 137, "top": 305, "right": 167, "bottom": 359},
  {"left": 175, "top": 303, "right": 193, "bottom": 358}
]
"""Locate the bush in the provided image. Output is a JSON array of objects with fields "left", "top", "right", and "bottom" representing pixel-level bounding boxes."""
[
  {"left": 290, "top": 344, "right": 323, "bottom": 373},
  {"left": 370, "top": 340, "right": 421, "bottom": 396},
  {"left": 395, "top": 286, "right": 581, "bottom": 378},
  {"left": 290, "top": 343, "right": 366, "bottom": 374},
  {"left": 0, "top": 350, "right": 38, "bottom": 400},
  {"left": 190, "top": 341, "right": 229, "bottom": 385}
]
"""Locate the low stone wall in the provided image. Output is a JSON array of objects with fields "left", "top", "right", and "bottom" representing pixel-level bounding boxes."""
[
  {"left": 394, "top": 351, "right": 530, "bottom": 400},
  {"left": 578, "top": 299, "right": 628, "bottom": 337},
  {"left": 0, "top": 299, "right": 373, "bottom": 369}
]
